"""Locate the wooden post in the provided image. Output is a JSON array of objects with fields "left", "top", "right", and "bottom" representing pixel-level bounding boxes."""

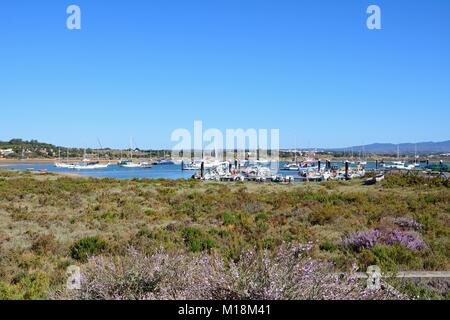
[
  {"left": 318, "top": 160, "right": 321, "bottom": 171},
  {"left": 345, "top": 161, "right": 349, "bottom": 180},
  {"left": 181, "top": 160, "right": 184, "bottom": 171},
  {"left": 201, "top": 161, "right": 205, "bottom": 178},
  {"left": 376, "top": 160, "right": 378, "bottom": 169}
]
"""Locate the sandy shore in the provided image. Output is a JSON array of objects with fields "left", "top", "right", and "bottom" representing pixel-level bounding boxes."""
[
  {"left": 0, "top": 158, "right": 114, "bottom": 167},
  {"left": 0, "top": 159, "right": 54, "bottom": 167}
]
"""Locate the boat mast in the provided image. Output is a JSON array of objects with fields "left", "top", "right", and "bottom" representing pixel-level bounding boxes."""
[
  {"left": 415, "top": 143, "right": 418, "bottom": 163},
  {"left": 130, "top": 137, "right": 133, "bottom": 160}
]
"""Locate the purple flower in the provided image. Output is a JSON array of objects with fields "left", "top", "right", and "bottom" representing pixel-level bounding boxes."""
[
  {"left": 385, "top": 230, "right": 425, "bottom": 250},
  {"left": 53, "top": 244, "right": 404, "bottom": 300},
  {"left": 394, "top": 217, "right": 423, "bottom": 232},
  {"left": 342, "top": 229, "right": 381, "bottom": 250},
  {"left": 342, "top": 228, "right": 426, "bottom": 251}
]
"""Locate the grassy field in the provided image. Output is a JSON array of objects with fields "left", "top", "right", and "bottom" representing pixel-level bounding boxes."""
[{"left": 0, "top": 169, "right": 448, "bottom": 299}]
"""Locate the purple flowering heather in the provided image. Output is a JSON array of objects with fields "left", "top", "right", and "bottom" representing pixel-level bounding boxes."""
[
  {"left": 342, "top": 228, "right": 426, "bottom": 251},
  {"left": 54, "top": 245, "right": 403, "bottom": 300},
  {"left": 385, "top": 230, "right": 426, "bottom": 250},
  {"left": 394, "top": 217, "right": 424, "bottom": 232},
  {"left": 342, "top": 229, "right": 382, "bottom": 250}
]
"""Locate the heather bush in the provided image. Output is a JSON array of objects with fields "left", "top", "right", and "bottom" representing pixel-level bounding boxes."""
[
  {"left": 394, "top": 217, "right": 424, "bottom": 232},
  {"left": 342, "top": 229, "right": 425, "bottom": 251},
  {"left": 54, "top": 245, "right": 403, "bottom": 300},
  {"left": 342, "top": 230, "right": 382, "bottom": 250},
  {"left": 384, "top": 230, "right": 426, "bottom": 250}
]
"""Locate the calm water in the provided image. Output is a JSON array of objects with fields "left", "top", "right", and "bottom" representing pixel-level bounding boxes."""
[
  {"left": 1, "top": 161, "right": 446, "bottom": 180},
  {"left": 1, "top": 164, "right": 194, "bottom": 180}
]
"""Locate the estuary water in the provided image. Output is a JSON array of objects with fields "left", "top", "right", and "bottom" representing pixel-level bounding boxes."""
[{"left": 0, "top": 161, "right": 446, "bottom": 180}]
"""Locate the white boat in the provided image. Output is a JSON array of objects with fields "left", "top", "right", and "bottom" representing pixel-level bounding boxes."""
[
  {"left": 117, "top": 137, "right": 146, "bottom": 168},
  {"left": 139, "top": 162, "right": 153, "bottom": 169},
  {"left": 118, "top": 160, "right": 141, "bottom": 168},
  {"left": 282, "top": 162, "right": 300, "bottom": 171},
  {"left": 73, "top": 162, "right": 110, "bottom": 170},
  {"left": 54, "top": 148, "right": 76, "bottom": 168},
  {"left": 183, "top": 159, "right": 222, "bottom": 170},
  {"left": 55, "top": 163, "right": 75, "bottom": 169},
  {"left": 384, "top": 161, "right": 415, "bottom": 170}
]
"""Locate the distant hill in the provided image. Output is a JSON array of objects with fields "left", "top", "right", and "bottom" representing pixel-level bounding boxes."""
[{"left": 329, "top": 141, "right": 450, "bottom": 155}]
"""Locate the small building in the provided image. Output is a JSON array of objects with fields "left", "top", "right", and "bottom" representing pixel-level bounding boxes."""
[{"left": 0, "top": 148, "right": 14, "bottom": 156}]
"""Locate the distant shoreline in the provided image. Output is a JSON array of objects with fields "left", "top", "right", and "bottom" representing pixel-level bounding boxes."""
[
  {"left": 0, "top": 158, "right": 448, "bottom": 168},
  {"left": 0, "top": 158, "right": 113, "bottom": 167}
]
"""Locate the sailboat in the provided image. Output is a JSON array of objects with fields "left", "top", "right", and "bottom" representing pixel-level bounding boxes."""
[
  {"left": 73, "top": 145, "right": 111, "bottom": 170},
  {"left": 414, "top": 144, "right": 420, "bottom": 167},
  {"left": 73, "top": 162, "right": 110, "bottom": 170},
  {"left": 118, "top": 138, "right": 148, "bottom": 168},
  {"left": 156, "top": 151, "right": 175, "bottom": 165},
  {"left": 55, "top": 148, "right": 76, "bottom": 169},
  {"left": 357, "top": 145, "right": 367, "bottom": 166},
  {"left": 385, "top": 145, "right": 414, "bottom": 170}
]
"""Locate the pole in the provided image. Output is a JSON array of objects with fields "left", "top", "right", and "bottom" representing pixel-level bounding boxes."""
[
  {"left": 345, "top": 161, "right": 349, "bottom": 180},
  {"left": 200, "top": 161, "right": 205, "bottom": 178}
]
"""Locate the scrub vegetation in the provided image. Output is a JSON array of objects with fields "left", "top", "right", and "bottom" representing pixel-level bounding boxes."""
[{"left": 0, "top": 170, "right": 448, "bottom": 299}]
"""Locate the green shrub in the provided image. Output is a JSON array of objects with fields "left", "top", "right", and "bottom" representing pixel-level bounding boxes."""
[
  {"left": 70, "top": 236, "right": 107, "bottom": 262},
  {"left": 319, "top": 240, "right": 336, "bottom": 252},
  {"left": 396, "top": 280, "right": 440, "bottom": 300},
  {"left": 371, "top": 244, "right": 420, "bottom": 271},
  {"left": 255, "top": 213, "right": 268, "bottom": 222},
  {"left": 17, "top": 273, "right": 50, "bottom": 300},
  {"left": 223, "top": 212, "right": 238, "bottom": 225},
  {"left": 0, "top": 273, "right": 50, "bottom": 300},
  {"left": 309, "top": 205, "right": 337, "bottom": 225},
  {"left": 182, "top": 227, "right": 216, "bottom": 252}
]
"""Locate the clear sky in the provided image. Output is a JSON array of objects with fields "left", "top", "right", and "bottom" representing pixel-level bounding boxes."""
[{"left": 0, "top": 0, "right": 449, "bottom": 149}]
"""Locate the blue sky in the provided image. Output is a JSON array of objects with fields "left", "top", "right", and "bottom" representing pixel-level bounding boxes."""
[{"left": 0, "top": 0, "right": 449, "bottom": 149}]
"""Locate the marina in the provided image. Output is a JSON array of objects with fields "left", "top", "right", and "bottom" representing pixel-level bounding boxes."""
[{"left": 1, "top": 159, "right": 448, "bottom": 182}]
